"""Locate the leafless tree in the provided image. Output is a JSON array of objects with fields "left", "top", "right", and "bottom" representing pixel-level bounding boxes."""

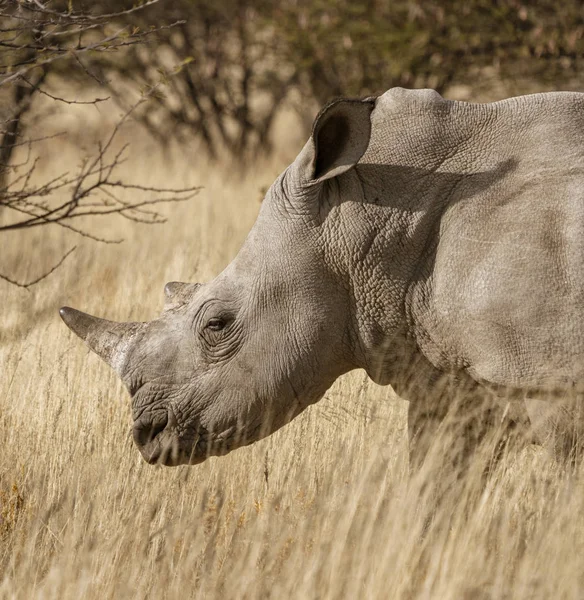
[
  {"left": 0, "top": 0, "right": 198, "bottom": 288},
  {"left": 90, "top": 0, "right": 299, "bottom": 160}
]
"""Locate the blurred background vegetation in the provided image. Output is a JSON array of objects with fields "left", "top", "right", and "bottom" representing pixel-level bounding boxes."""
[
  {"left": 1, "top": 0, "right": 583, "bottom": 286},
  {"left": 93, "top": 0, "right": 584, "bottom": 158},
  {"left": 2, "top": 0, "right": 583, "bottom": 162}
]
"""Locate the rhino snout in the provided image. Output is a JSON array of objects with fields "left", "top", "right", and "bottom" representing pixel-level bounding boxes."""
[{"left": 132, "top": 408, "right": 184, "bottom": 466}]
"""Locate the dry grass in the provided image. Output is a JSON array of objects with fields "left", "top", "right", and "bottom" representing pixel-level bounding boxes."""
[{"left": 1, "top": 105, "right": 584, "bottom": 599}]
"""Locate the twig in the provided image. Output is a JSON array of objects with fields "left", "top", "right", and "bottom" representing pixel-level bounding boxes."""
[
  {"left": 0, "top": 246, "right": 76, "bottom": 289},
  {"left": 21, "top": 76, "right": 109, "bottom": 105},
  {"left": 0, "top": 3, "right": 199, "bottom": 288}
]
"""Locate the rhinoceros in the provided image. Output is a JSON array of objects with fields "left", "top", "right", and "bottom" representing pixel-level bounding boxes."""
[{"left": 60, "top": 87, "right": 584, "bottom": 468}]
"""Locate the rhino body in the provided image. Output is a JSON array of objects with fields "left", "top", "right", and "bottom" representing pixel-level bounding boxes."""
[{"left": 61, "top": 88, "right": 584, "bottom": 467}]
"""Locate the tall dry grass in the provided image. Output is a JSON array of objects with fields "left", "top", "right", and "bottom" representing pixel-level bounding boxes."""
[{"left": 1, "top": 103, "right": 584, "bottom": 599}]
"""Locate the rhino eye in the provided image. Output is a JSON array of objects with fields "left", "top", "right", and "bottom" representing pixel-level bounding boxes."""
[{"left": 206, "top": 317, "right": 226, "bottom": 331}]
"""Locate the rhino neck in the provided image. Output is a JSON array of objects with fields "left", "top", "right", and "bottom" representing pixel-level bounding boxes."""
[
  {"left": 319, "top": 176, "right": 466, "bottom": 385},
  {"left": 317, "top": 170, "right": 440, "bottom": 387}
]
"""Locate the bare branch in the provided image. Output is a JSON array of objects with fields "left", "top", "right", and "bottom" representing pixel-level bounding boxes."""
[
  {"left": 21, "top": 76, "right": 109, "bottom": 105},
  {"left": 18, "top": 0, "right": 162, "bottom": 22},
  {"left": 0, "top": 2, "right": 199, "bottom": 288},
  {"left": 1, "top": 95, "right": 200, "bottom": 239},
  {"left": 0, "top": 246, "right": 76, "bottom": 289}
]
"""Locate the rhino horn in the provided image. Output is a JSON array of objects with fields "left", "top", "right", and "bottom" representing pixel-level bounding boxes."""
[{"left": 59, "top": 307, "right": 143, "bottom": 373}]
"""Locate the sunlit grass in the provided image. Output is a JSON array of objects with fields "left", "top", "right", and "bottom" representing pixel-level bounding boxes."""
[{"left": 1, "top": 110, "right": 583, "bottom": 599}]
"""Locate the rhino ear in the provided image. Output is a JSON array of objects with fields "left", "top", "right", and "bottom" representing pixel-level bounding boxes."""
[
  {"left": 296, "top": 97, "right": 375, "bottom": 184},
  {"left": 163, "top": 281, "right": 200, "bottom": 310}
]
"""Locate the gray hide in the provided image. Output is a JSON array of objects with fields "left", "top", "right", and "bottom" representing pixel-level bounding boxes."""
[{"left": 60, "top": 88, "right": 584, "bottom": 467}]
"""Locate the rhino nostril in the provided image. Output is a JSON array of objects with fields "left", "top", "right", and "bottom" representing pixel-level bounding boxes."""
[{"left": 133, "top": 412, "right": 169, "bottom": 447}]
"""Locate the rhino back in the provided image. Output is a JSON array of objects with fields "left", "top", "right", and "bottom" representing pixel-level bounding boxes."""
[
  {"left": 351, "top": 89, "right": 584, "bottom": 390},
  {"left": 400, "top": 90, "right": 584, "bottom": 389}
]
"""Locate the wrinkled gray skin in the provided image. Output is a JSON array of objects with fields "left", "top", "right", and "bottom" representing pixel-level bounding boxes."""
[{"left": 61, "top": 88, "right": 584, "bottom": 467}]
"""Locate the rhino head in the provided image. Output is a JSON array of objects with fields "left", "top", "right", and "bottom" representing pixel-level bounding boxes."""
[{"left": 60, "top": 98, "right": 376, "bottom": 466}]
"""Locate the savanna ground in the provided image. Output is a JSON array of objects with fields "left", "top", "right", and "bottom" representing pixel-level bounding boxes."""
[{"left": 1, "top": 90, "right": 584, "bottom": 599}]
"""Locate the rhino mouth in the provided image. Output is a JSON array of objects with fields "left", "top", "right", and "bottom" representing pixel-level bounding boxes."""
[
  {"left": 134, "top": 419, "right": 238, "bottom": 467},
  {"left": 131, "top": 387, "right": 298, "bottom": 466}
]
